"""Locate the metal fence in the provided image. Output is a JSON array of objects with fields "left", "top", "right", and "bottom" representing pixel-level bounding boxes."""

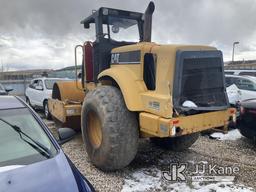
[
  {"left": 0, "top": 66, "right": 81, "bottom": 97},
  {"left": 0, "top": 79, "right": 31, "bottom": 97}
]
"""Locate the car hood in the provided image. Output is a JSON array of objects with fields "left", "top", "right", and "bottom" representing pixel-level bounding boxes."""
[{"left": 0, "top": 151, "right": 79, "bottom": 192}]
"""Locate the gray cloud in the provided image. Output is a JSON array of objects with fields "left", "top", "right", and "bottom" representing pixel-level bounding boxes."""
[
  {"left": 0, "top": 0, "right": 146, "bottom": 37},
  {"left": 0, "top": 0, "right": 256, "bottom": 70}
]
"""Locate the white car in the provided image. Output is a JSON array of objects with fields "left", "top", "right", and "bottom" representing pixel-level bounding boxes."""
[
  {"left": 25, "top": 77, "right": 65, "bottom": 119},
  {"left": 225, "top": 75, "right": 256, "bottom": 104}
]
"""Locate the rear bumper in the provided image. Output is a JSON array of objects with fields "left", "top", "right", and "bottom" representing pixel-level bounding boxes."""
[
  {"left": 48, "top": 99, "right": 236, "bottom": 137},
  {"left": 140, "top": 108, "right": 236, "bottom": 137}
]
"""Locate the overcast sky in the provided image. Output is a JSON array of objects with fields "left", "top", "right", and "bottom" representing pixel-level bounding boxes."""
[{"left": 0, "top": 0, "right": 256, "bottom": 71}]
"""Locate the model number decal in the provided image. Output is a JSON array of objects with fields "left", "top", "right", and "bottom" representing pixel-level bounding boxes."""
[
  {"left": 111, "top": 51, "right": 140, "bottom": 64},
  {"left": 149, "top": 101, "right": 160, "bottom": 111}
]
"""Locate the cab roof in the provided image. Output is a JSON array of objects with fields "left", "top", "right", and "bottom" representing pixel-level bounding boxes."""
[
  {"left": 80, "top": 7, "right": 143, "bottom": 29},
  {"left": 0, "top": 96, "right": 25, "bottom": 110}
]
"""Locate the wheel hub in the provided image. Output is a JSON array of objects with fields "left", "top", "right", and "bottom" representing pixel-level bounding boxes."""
[{"left": 87, "top": 111, "right": 102, "bottom": 148}]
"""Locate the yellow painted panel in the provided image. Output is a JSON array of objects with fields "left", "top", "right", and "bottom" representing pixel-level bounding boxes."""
[
  {"left": 141, "top": 92, "right": 172, "bottom": 118},
  {"left": 140, "top": 113, "right": 159, "bottom": 135},
  {"left": 48, "top": 99, "right": 82, "bottom": 123},
  {"left": 170, "top": 110, "right": 234, "bottom": 136},
  {"left": 48, "top": 99, "right": 66, "bottom": 123},
  {"left": 98, "top": 67, "right": 146, "bottom": 111}
]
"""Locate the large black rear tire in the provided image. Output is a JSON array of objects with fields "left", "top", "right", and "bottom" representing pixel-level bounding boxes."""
[
  {"left": 150, "top": 133, "right": 199, "bottom": 151},
  {"left": 81, "top": 86, "right": 139, "bottom": 171}
]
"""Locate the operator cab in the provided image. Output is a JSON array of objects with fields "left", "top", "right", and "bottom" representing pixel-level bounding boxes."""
[
  {"left": 80, "top": 3, "right": 154, "bottom": 82},
  {"left": 81, "top": 7, "right": 144, "bottom": 42},
  {"left": 81, "top": 7, "right": 144, "bottom": 82}
]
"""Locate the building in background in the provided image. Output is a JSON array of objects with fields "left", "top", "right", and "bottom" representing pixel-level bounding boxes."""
[
  {"left": 225, "top": 60, "right": 256, "bottom": 70},
  {"left": 48, "top": 65, "right": 81, "bottom": 79},
  {"left": 0, "top": 69, "right": 52, "bottom": 81},
  {"left": 0, "top": 65, "right": 81, "bottom": 96},
  {"left": 0, "top": 69, "right": 52, "bottom": 96}
]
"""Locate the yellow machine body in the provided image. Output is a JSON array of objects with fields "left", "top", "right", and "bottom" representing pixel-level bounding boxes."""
[{"left": 49, "top": 42, "right": 235, "bottom": 136}]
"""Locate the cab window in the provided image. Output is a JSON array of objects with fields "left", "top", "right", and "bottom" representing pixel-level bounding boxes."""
[
  {"left": 38, "top": 80, "right": 44, "bottom": 89},
  {"left": 29, "top": 80, "right": 38, "bottom": 89}
]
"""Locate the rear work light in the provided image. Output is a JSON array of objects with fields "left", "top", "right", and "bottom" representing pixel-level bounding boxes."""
[
  {"left": 229, "top": 109, "right": 236, "bottom": 114},
  {"left": 172, "top": 119, "right": 179, "bottom": 125}
]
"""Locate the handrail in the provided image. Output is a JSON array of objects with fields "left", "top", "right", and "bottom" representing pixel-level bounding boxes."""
[{"left": 74, "top": 45, "right": 84, "bottom": 91}]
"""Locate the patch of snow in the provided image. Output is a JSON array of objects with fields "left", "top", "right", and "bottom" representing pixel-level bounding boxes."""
[
  {"left": 210, "top": 129, "right": 243, "bottom": 141},
  {"left": 122, "top": 167, "right": 254, "bottom": 192},
  {"left": 226, "top": 84, "right": 241, "bottom": 104},
  {"left": 182, "top": 100, "right": 198, "bottom": 108},
  {"left": 122, "top": 168, "right": 162, "bottom": 192},
  {"left": 190, "top": 182, "right": 254, "bottom": 192}
]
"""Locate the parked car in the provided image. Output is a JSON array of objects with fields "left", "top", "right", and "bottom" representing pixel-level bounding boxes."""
[
  {"left": 225, "top": 69, "right": 256, "bottom": 76},
  {"left": 225, "top": 75, "right": 256, "bottom": 103},
  {"left": 237, "top": 99, "right": 256, "bottom": 142},
  {"left": 25, "top": 78, "right": 67, "bottom": 119},
  {"left": 0, "top": 83, "right": 13, "bottom": 95},
  {"left": 0, "top": 96, "right": 94, "bottom": 192}
]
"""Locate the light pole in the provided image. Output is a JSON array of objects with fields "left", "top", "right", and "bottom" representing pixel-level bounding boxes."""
[{"left": 232, "top": 41, "right": 239, "bottom": 64}]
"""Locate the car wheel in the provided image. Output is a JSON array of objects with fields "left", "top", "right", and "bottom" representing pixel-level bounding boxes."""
[
  {"left": 44, "top": 100, "right": 52, "bottom": 120},
  {"left": 237, "top": 118, "right": 255, "bottom": 140},
  {"left": 26, "top": 97, "right": 32, "bottom": 107}
]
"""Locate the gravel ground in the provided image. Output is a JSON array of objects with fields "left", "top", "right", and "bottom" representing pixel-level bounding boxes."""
[{"left": 42, "top": 115, "right": 256, "bottom": 192}]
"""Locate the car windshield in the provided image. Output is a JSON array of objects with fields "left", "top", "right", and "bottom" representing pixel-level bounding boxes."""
[
  {"left": 108, "top": 16, "right": 139, "bottom": 42},
  {"left": 44, "top": 79, "right": 59, "bottom": 90},
  {"left": 0, "top": 108, "right": 57, "bottom": 167},
  {"left": 226, "top": 76, "right": 256, "bottom": 91}
]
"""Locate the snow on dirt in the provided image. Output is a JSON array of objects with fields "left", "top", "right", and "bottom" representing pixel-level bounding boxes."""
[
  {"left": 210, "top": 129, "right": 243, "bottom": 141},
  {"left": 122, "top": 167, "right": 254, "bottom": 192}
]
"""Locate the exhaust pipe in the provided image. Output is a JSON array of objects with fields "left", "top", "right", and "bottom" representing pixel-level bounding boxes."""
[{"left": 143, "top": 1, "right": 155, "bottom": 42}]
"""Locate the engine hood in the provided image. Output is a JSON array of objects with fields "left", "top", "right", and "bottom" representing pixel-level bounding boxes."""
[{"left": 0, "top": 152, "right": 79, "bottom": 192}]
